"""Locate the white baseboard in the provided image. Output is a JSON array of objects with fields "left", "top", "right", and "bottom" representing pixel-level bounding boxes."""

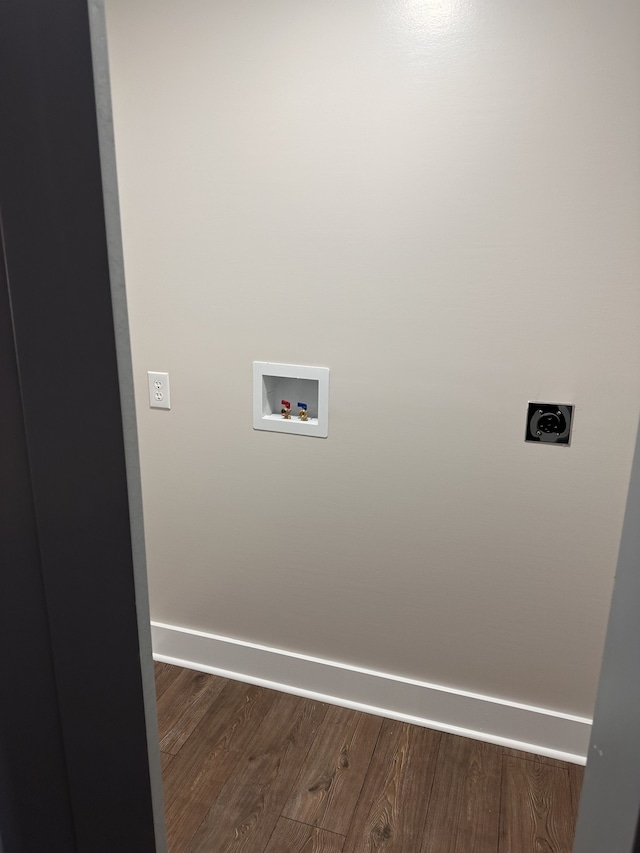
[{"left": 151, "top": 621, "right": 589, "bottom": 765}]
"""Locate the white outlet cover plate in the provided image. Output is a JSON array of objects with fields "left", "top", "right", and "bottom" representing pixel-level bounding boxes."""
[
  {"left": 253, "top": 362, "right": 329, "bottom": 438},
  {"left": 148, "top": 371, "right": 171, "bottom": 410}
]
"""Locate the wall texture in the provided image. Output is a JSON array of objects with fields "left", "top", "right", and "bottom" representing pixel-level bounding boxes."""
[{"left": 105, "top": 0, "right": 640, "bottom": 726}]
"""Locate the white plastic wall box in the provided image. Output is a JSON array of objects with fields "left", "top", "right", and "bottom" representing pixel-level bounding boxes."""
[{"left": 253, "top": 362, "right": 329, "bottom": 438}]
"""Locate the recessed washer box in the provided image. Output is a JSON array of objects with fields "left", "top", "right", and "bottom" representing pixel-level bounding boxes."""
[{"left": 253, "top": 362, "right": 329, "bottom": 438}]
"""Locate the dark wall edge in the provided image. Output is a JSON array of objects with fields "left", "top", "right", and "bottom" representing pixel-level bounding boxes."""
[{"left": 86, "top": 2, "right": 167, "bottom": 848}]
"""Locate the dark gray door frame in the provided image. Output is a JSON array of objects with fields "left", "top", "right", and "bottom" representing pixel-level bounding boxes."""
[
  {"left": 0, "top": 0, "right": 165, "bottom": 849},
  {"left": 572, "top": 418, "right": 640, "bottom": 851}
]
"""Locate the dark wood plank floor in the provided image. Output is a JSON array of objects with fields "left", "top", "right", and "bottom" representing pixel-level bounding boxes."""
[{"left": 155, "top": 662, "right": 583, "bottom": 853}]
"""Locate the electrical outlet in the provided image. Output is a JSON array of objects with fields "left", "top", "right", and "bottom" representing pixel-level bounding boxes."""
[
  {"left": 525, "top": 402, "right": 573, "bottom": 445},
  {"left": 148, "top": 371, "right": 171, "bottom": 410}
]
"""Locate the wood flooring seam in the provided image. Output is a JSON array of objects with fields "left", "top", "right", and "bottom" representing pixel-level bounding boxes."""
[
  {"left": 259, "top": 817, "right": 279, "bottom": 853},
  {"left": 495, "top": 752, "right": 504, "bottom": 853},
  {"left": 418, "top": 731, "right": 445, "bottom": 853},
  {"left": 184, "top": 811, "right": 210, "bottom": 853},
  {"left": 277, "top": 813, "right": 347, "bottom": 839}
]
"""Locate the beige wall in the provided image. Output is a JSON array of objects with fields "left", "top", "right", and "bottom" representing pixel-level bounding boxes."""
[{"left": 106, "top": 0, "right": 640, "bottom": 718}]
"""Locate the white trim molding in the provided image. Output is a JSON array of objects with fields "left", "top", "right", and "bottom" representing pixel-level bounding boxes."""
[{"left": 151, "top": 621, "right": 590, "bottom": 764}]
